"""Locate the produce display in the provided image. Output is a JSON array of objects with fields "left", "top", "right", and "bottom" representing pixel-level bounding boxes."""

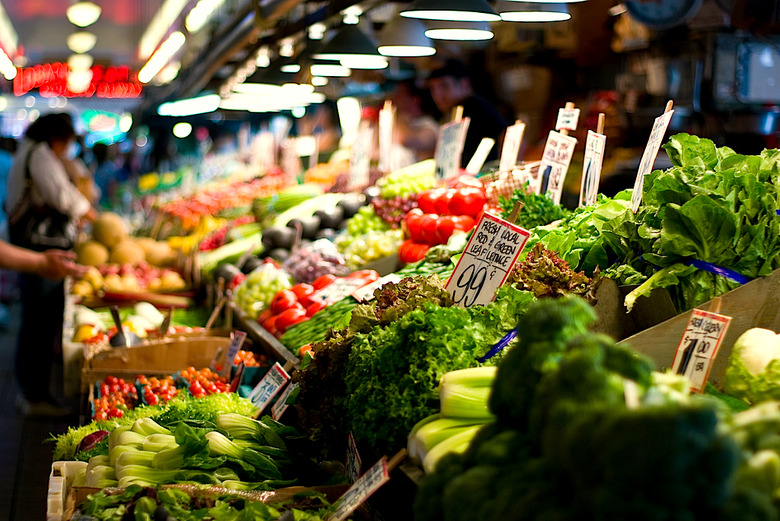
[
  {"left": 281, "top": 239, "right": 350, "bottom": 283},
  {"left": 232, "top": 263, "right": 293, "bottom": 320}
]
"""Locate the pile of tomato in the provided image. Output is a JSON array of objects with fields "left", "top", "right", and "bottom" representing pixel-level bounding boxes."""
[
  {"left": 136, "top": 375, "right": 179, "bottom": 406},
  {"left": 233, "top": 349, "right": 269, "bottom": 368},
  {"left": 178, "top": 366, "right": 230, "bottom": 399},
  {"left": 92, "top": 376, "right": 137, "bottom": 421}
]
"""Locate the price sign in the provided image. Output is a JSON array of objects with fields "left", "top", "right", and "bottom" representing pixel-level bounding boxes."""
[
  {"left": 434, "top": 118, "right": 470, "bottom": 180},
  {"left": 378, "top": 102, "right": 395, "bottom": 173},
  {"left": 579, "top": 130, "right": 607, "bottom": 208},
  {"left": 445, "top": 213, "right": 530, "bottom": 307},
  {"left": 499, "top": 122, "right": 526, "bottom": 173},
  {"left": 539, "top": 130, "right": 578, "bottom": 204},
  {"left": 555, "top": 107, "right": 580, "bottom": 132},
  {"left": 345, "top": 431, "right": 362, "bottom": 483},
  {"left": 670, "top": 309, "right": 731, "bottom": 393},
  {"left": 350, "top": 122, "right": 374, "bottom": 190},
  {"left": 248, "top": 362, "right": 291, "bottom": 415},
  {"left": 221, "top": 330, "right": 247, "bottom": 378},
  {"left": 270, "top": 382, "right": 298, "bottom": 421},
  {"left": 326, "top": 457, "right": 390, "bottom": 521},
  {"left": 352, "top": 274, "right": 402, "bottom": 303},
  {"left": 310, "top": 278, "right": 369, "bottom": 306},
  {"left": 631, "top": 109, "right": 674, "bottom": 212}
]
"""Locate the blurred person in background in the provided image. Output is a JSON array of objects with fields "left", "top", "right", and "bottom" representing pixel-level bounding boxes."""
[
  {"left": 298, "top": 101, "right": 342, "bottom": 163},
  {"left": 390, "top": 79, "right": 440, "bottom": 164},
  {"left": 6, "top": 112, "right": 97, "bottom": 417},
  {"left": 427, "top": 58, "right": 508, "bottom": 167}
]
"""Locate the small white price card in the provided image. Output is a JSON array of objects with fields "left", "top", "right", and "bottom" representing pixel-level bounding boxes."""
[
  {"left": 631, "top": 109, "right": 674, "bottom": 212},
  {"left": 248, "top": 363, "right": 291, "bottom": 415},
  {"left": 345, "top": 431, "right": 362, "bottom": 484},
  {"left": 350, "top": 122, "right": 374, "bottom": 190},
  {"left": 446, "top": 213, "right": 531, "bottom": 307},
  {"left": 378, "top": 103, "right": 395, "bottom": 173},
  {"left": 310, "top": 278, "right": 369, "bottom": 306},
  {"left": 540, "top": 130, "right": 578, "bottom": 204},
  {"left": 352, "top": 274, "right": 402, "bottom": 303},
  {"left": 670, "top": 309, "right": 732, "bottom": 393},
  {"left": 326, "top": 457, "right": 390, "bottom": 521},
  {"left": 434, "top": 118, "right": 470, "bottom": 180},
  {"left": 499, "top": 122, "right": 526, "bottom": 173},
  {"left": 579, "top": 130, "right": 607, "bottom": 208},
  {"left": 270, "top": 381, "right": 298, "bottom": 421},
  {"left": 555, "top": 107, "right": 580, "bottom": 132},
  {"left": 221, "top": 330, "right": 247, "bottom": 378}
]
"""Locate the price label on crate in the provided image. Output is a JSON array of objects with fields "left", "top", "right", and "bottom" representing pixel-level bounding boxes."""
[
  {"left": 631, "top": 109, "right": 674, "bottom": 212},
  {"left": 345, "top": 431, "right": 362, "bottom": 483},
  {"left": 539, "top": 130, "right": 578, "bottom": 204},
  {"left": 351, "top": 274, "right": 402, "bottom": 303},
  {"left": 326, "top": 457, "right": 390, "bottom": 521},
  {"left": 310, "top": 278, "right": 369, "bottom": 306},
  {"left": 555, "top": 107, "right": 580, "bottom": 132},
  {"left": 579, "top": 130, "right": 607, "bottom": 208},
  {"left": 221, "top": 330, "right": 247, "bottom": 378},
  {"left": 270, "top": 381, "right": 298, "bottom": 421},
  {"left": 350, "top": 122, "right": 374, "bottom": 190},
  {"left": 248, "top": 362, "right": 290, "bottom": 415},
  {"left": 499, "top": 121, "right": 525, "bottom": 173},
  {"left": 445, "top": 213, "right": 531, "bottom": 307},
  {"left": 670, "top": 309, "right": 732, "bottom": 393},
  {"left": 434, "top": 119, "right": 470, "bottom": 180}
]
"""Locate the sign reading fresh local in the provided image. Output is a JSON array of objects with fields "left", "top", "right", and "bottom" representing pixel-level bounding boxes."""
[
  {"left": 13, "top": 63, "right": 143, "bottom": 98},
  {"left": 446, "top": 213, "right": 530, "bottom": 307}
]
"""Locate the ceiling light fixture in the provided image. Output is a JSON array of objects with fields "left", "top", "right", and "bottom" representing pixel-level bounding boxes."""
[
  {"left": 66, "top": 1, "right": 102, "bottom": 27},
  {"left": 311, "top": 76, "right": 328, "bottom": 86},
  {"left": 308, "top": 23, "right": 327, "bottom": 40},
  {"left": 0, "top": 3, "right": 18, "bottom": 57},
  {"left": 339, "top": 55, "right": 388, "bottom": 69},
  {"left": 314, "top": 24, "right": 382, "bottom": 62},
  {"left": 424, "top": 20, "right": 494, "bottom": 40},
  {"left": 378, "top": 17, "right": 436, "bottom": 57},
  {"left": 139, "top": 0, "right": 189, "bottom": 60},
  {"left": 401, "top": 0, "right": 501, "bottom": 22},
  {"left": 67, "top": 53, "right": 93, "bottom": 71},
  {"left": 310, "top": 63, "right": 351, "bottom": 77},
  {"left": 138, "top": 31, "right": 186, "bottom": 83},
  {"left": 173, "top": 122, "right": 192, "bottom": 138},
  {"left": 0, "top": 48, "right": 16, "bottom": 80},
  {"left": 158, "top": 61, "right": 181, "bottom": 84},
  {"left": 158, "top": 93, "right": 221, "bottom": 116},
  {"left": 67, "top": 69, "right": 93, "bottom": 93},
  {"left": 67, "top": 31, "right": 97, "bottom": 53},
  {"left": 185, "top": 0, "right": 225, "bottom": 33},
  {"left": 499, "top": 2, "right": 571, "bottom": 21}
]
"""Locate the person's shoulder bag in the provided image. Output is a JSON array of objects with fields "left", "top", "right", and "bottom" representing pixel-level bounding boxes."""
[{"left": 7, "top": 144, "right": 76, "bottom": 252}]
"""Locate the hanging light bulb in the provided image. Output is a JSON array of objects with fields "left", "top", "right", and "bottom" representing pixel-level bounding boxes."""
[
  {"left": 424, "top": 20, "right": 494, "bottom": 40},
  {"left": 401, "top": 0, "right": 501, "bottom": 22},
  {"left": 67, "top": 31, "right": 97, "bottom": 53},
  {"left": 66, "top": 1, "right": 102, "bottom": 28},
  {"left": 378, "top": 17, "right": 436, "bottom": 57},
  {"left": 498, "top": 2, "right": 571, "bottom": 22},
  {"left": 67, "top": 53, "right": 93, "bottom": 71}
]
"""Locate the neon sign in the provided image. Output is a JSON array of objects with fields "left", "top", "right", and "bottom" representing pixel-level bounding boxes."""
[{"left": 13, "top": 63, "right": 143, "bottom": 98}]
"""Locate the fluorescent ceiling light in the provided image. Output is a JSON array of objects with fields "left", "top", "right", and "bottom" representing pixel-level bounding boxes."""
[
  {"left": 314, "top": 24, "right": 381, "bottom": 61},
  {"left": 220, "top": 91, "right": 326, "bottom": 112},
  {"left": 66, "top": 1, "right": 102, "bottom": 28},
  {"left": 0, "top": 47, "right": 16, "bottom": 80},
  {"left": 310, "top": 63, "right": 351, "bottom": 77},
  {"left": 280, "top": 63, "right": 301, "bottom": 73},
  {"left": 401, "top": 0, "right": 501, "bottom": 22},
  {"left": 119, "top": 113, "right": 133, "bottom": 132},
  {"left": 378, "top": 17, "right": 436, "bottom": 57},
  {"left": 67, "top": 31, "right": 97, "bottom": 53},
  {"left": 0, "top": 2, "right": 18, "bottom": 56},
  {"left": 158, "top": 93, "right": 220, "bottom": 116},
  {"left": 67, "top": 69, "right": 93, "bottom": 93},
  {"left": 425, "top": 20, "right": 494, "bottom": 40},
  {"left": 139, "top": 0, "right": 189, "bottom": 60},
  {"left": 308, "top": 23, "right": 326, "bottom": 40},
  {"left": 499, "top": 2, "right": 571, "bottom": 21},
  {"left": 139, "top": 31, "right": 185, "bottom": 83},
  {"left": 158, "top": 61, "right": 181, "bottom": 84},
  {"left": 173, "top": 122, "right": 192, "bottom": 138},
  {"left": 185, "top": 0, "right": 225, "bottom": 33},
  {"left": 67, "top": 53, "right": 93, "bottom": 71},
  {"left": 339, "top": 56, "right": 388, "bottom": 69},
  {"left": 311, "top": 76, "right": 328, "bottom": 86}
]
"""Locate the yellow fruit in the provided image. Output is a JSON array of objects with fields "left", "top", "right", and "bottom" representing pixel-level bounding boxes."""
[
  {"left": 83, "top": 267, "right": 104, "bottom": 290},
  {"left": 109, "top": 240, "right": 145, "bottom": 266},
  {"left": 72, "top": 324, "right": 100, "bottom": 343},
  {"left": 71, "top": 280, "right": 94, "bottom": 296},
  {"left": 104, "top": 274, "right": 123, "bottom": 291},
  {"left": 146, "top": 242, "right": 177, "bottom": 267},
  {"left": 77, "top": 241, "right": 109, "bottom": 267},
  {"left": 92, "top": 212, "right": 127, "bottom": 248}
]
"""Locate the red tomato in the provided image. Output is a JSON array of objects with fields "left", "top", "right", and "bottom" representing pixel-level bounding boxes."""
[
  {"left": 405, "top": 209, "right": 425, "bottom": 243},
  {"left": 417, "top": 189, "right": 444, "bottom": 214},
  {"left": 436, "top": 216, "right": 456, "bottom": 244},
  {"left": 411, "top": 242, "right": 429, "bottom": 262},
  {"left": 262, "top": 316, "right": 278, "bottom": 334},
  {"left": 257, "top": 308, "right": 273, "bottom": 325},
  {"left": 291, "top": 283, "right": 315, "bottom": 300},
  {"left": 275, "top": 307, "right": 308, "bottom": 333},
  {"left": 449, "top": 188, "right": 486, "bottom": 219},
  {"left": 435, "top": 190, "right": 454, "bottom": 215},
  {"left": 420, "top": 214, "right": 440, "bottom": 245},
  {"left": 306, "top": 301, "right": 326, "bottom": 316},
  {"left": 312, "top": 274, "right": 337, "bottom": 290},
  {"left": 271, "top": 289, "right": 298, "bottom": 315},
  {"left": 108, "top": 408, "right": 124, "bottom": 419},
  {"left": 189, "top": 380, "right": 205, "bottom": 398},
  {"left": 452, "top": 215, "right": 476, "bottom": 232},
  {"left": 94, "top": 411, "right": 108, "bottom": 421}
]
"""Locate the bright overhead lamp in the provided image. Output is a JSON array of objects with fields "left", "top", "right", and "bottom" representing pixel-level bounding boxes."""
[
  {"left": 499, "top": 2, "right": 571, "bottom": 21},
  {"left": 278, "top": 58, "right": 301, "bottom": 73},
  {"left": 311, "top": 76, "right": 328, "bottom": 86},
  {"left": 314, "top": 24, "right": 381, "bottom": 61},
  {"left": 67, "top": 53, "right": 93, "bottom": 71},
  {"left": 158, "top": 61, "right": 181, "bottom": 84},
  {"left": 185, "top": 0, "right": 225, "bottom": 33},
  {"left": 67, "top": 31, "right": 97, "bottom": 53},
  {"left": 378, "top": 17, "right": 436, "bottom": 57},
  {"left": 339, "top": 56, "right": 388, "bottom": 69},
  {"left": 401, "top": 0, "right": 501, "bottom": 22},
  {"left": 310, "top": 62, "right": 351, "bottom": 77},
  {"left": 425, "top": 20, "right": 494, "bottom": 40},
  {"left": 158, "top": 93, "right": 220, "bottom": 116},
  {"left": 0, "top": 48, "right": 16, "bottom": 80},
  {"left": 173, "top": 122, "right": 192, "bottom": 138},
  {"left": 67, "top": 69, "right": 93, "bottom": 93},
  {"left": 244, "top": 64, "right": 298, "bottom": 86},
  {"left": 66, "top": 1, "right": 102, "bottom": 28},
  {"left": 138, "top": 31, "right": 186, "bottom": 83},
  {"left": 139, "top": 0, "right": 189, "bottom": 60}
]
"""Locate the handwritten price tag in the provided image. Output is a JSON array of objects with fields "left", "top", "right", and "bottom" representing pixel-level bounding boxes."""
[
  {"left": 221, "top": 330, "right": 247, "bottom": 378},
  {"left": 310, "top": 278, "right": 369, "bottom": 306},
  {"left": 327, "top": 457, "right": 390, "bottom": 521},
  {"left": 555, "top": 107, "right": 580, "bottom": 132},
  {"left": 499, "top": 122, "right": 526, "bottom": 173},
  {"left": 248, "top": 362, "right": 290, "bottom": 416},
  {"left": 345, "top": 431, "right": 362, "bottom": 483},
  {"left": 350, "top": 123, "right": 374, "bottom": 190},
  {"left": 579, "top": 130, "right": 607, "bottom": 208},
  {"left": 670, "top": 309, "right": 731, "bottom": 393},
  {"left": 434, "top": 119, "right": 470, "bottom": 180},
  {"left": 631, "top": 109, "right": 674, "bottom": 212},
  {"left": 540, "top": 130, "right": 578, "bottom": 204},
  {"left": 352, "top": 274, "right": 402, "bottom": 303},
  {"left": 445, "top": 213, "right": 530, "bottom": 307},
  {"left": 270, "top": 381, "right": 298, "bottom": 421}
]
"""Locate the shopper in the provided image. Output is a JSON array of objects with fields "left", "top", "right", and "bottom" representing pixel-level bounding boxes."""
[
  {"left": 427, "top": 59, "right": 509, "bottom": 167},
  {"left": 6, "top": 113, "right": 97, "bottom": 417},
  {"left": 391, "top": 79, "right": 441, "bottom": 164}
]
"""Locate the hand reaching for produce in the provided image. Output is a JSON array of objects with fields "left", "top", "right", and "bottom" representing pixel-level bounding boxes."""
[{"left": 40, "top": 249, "right": 90, "bottom": 279}]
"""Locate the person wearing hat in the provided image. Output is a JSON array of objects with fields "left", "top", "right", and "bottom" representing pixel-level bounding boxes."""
[{"left": 427, "top": 58, "right": 509, "bottom": 167}]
